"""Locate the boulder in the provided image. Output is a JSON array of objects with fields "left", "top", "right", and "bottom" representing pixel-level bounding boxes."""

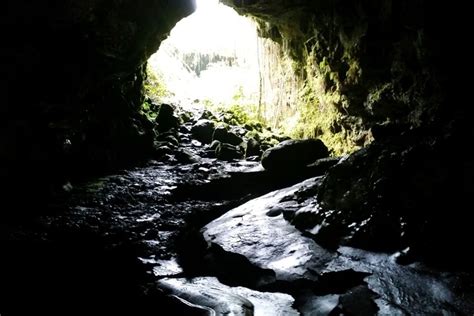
[
  {"left": 215, "top": 143, "right": 244, "bottom": 161},
  {"left": 212, "top": 126, "right": 243, "bottom": 146},
  {"left": 155, "top": 104, "right": 180, "bottom": 133},
  {"left": 175, "top": 148, "right": 200, "bottom": 164},
  {"left": 199, "top": 109, "right": 217, "bottom": 120},
  {"left": 261, "top": 139, "right": 329, "bottom": 171},
  {"left": 245, "top": 138, "right": 261, "bottom": 158},
  {"left": 191, "top": 120, "right": 215, "bottom": 144}
]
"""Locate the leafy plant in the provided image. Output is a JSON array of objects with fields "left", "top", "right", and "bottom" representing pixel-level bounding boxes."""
[{"left": 144, "top": 65, "right": 168, "bottom": 102}]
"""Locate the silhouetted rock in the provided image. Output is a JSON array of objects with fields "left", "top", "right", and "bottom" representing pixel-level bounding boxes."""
[
  {"left": 155, "top": 104, "right": 180, "bottom": 133},
  {"left": 245, "top": 138, "right": 261, "bottom": 158},
  {"left": 215, "top": 143, "right": 244, "bottom": 161},
  {"left": 191, "top": 120, "right": 215, "bottom": 144},
  {"left": 212, "top": 126, "right": 243, "bottom": 146},
  {"left": 261, "top": 139, "right": 329, "bottom": 171}
]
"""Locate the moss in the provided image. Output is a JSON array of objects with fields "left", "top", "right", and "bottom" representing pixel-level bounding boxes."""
[
  {"left": 144, "top": 65, "right": 168, "bottom": 103},
  {"left": 199, "top": 97, "right": 288, "bottom": 147},
  {"left": 203, "top": 97, "right": 264, "bottom": 128},
  {"left": 139, "top": 100, "right": 157, "bottom": 121}
]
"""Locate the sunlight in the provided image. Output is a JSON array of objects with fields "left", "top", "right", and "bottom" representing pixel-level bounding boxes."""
[
  {"left": 148, "top": 0, "right": 260, "bottom": 106},
  {"left": 195, "top": 0, "right": 218, "bottom": 11}
]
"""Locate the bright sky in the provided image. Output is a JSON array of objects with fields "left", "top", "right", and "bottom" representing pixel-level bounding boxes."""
[
  {"left": 148, "top": 0, "right": 260, "bottom": 105},
  {"left": 168, "top": 0, "right": 257, "bottom": 56}
]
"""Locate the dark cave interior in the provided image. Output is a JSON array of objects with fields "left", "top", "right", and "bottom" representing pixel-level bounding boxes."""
[{"left": 1, "top": 0, "right": 473, "bottom": 315}]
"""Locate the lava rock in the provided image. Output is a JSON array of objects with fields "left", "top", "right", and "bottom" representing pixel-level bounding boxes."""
[
  {"left": 245, "top": 138, "right": 261, "bottom": 158},
  {"left": 175, "top": 148, "right": 200, "bottom": 164},
  {"left": 191, "top": 120, "right": 216, "bottom": 144},
  {"left": 215, "top": 143, "right": 244, "bottom": 161},
  {"left": 158, "top": 277, "right": 299, "bottom": 316},
  {"left": 199, "top": 110, "right": 217, "bottom": 120},
  {"left": 179, "top": 125, "right": 191, "bottom": 134},
  {"left": 212, "top": 126, "right": 243, "bottom": 146},
  {"left": 155, "top": 104, "right": 180, "bottom": 133},
  {"left": 202, "top": 177, "right": 334, "bottom": 283},
  {"left": 158, "top": 134, "right": 180, "bottom": 147},
  {"left": 261, "top": 139, "right": 329, "bottom": 171},
  {"left": 330, "top": 285, "right": 379, "bottom": 315},
  {"left": 210, "top": 140, "right": 221, "bottom": 150}
]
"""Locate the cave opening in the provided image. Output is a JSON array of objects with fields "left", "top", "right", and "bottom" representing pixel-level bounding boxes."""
[
  {"left": 2, "top": 0, "right": 474, "bottom": 314},
  {"left": 148, "top": 0, "right": 261, "bottom": 110},
  {"left": 145, "top": 0, "right": 304, "bottom": 141}
]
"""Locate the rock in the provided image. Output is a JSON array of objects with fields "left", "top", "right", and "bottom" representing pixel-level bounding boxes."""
[
  {"left": 191, "top": 140, "right": 202, "bottom": 147},
  {"left": 231, "top": 126, "right": 247, "bottom": 137},
  {"left": 199, "top": 110, "right": 216, "bottom": 121},
  {"left": 298, "top": 293, "right": 340, "bottom": 315},
  {"left": 245, "top": 138, "right": 261, "bottom": 158},
  {"left": 331, "top": 285, "right": 379, "bottom": 315},
  {"left": 202, "top": 177, "right": 335, "bottom": 283},
  {"left": 244, "top": 123, "right": 254, "bottom": 131},
  {"left": 179, "top": 125, "right": 191, "bottom": 134},
  {"left": 154, "top": 140, "right": 176, "bottom": 151},
  {"left": 370, "top": 122, "right": 411, "bottom": 141},
  {"left": 209, "top": 140, "right": 221, "bottom": 150},
  {"left": 261, "top": 139, "right": 329, "bottom": 171},
  {"left": 155, "top": 104, "right": 180, "bottom": 133},
  {"left": 191, "top": 120, "right": 215, "bottom": 144},
  {"left": 175, "top": 148, "right": 200, "bottom": 164},
  {"left": 158, "top": 277, "right": 299, "bottom": 316},
  {"left": 158, "top": 134, "right": 179, "bottom": 147},
  {"left": 165, "top": 295, "right": 214, "bottom": 315},
  {"left": 202, "top": 180, "right": 468, "bottom": 315},
  {"left": 215, "top": 143, "right": 244, "bottom": 161},
  {"left": 212, "top": 126, "right": 243, "bottom": 146}
]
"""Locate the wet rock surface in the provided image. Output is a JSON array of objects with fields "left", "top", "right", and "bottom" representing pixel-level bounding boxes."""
[
  {"left": 198, "top": 179, "right": 474, "bottom": 315},
  {"left": 305, "top": 125, "right": 474, "bottom": 266},
  {"left": 158, "top": 277, "right": 299, "bottom": 316},
  {"left": 1, "top": 109, "right": 473, "bottom": 315},
  {"left": 203, "top": 178, "right": 334, "bottom": 284}
]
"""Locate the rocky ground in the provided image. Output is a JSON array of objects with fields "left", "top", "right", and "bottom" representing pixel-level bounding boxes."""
[{"left": 1, "top": 104, "right": 473, "bottom": 315}]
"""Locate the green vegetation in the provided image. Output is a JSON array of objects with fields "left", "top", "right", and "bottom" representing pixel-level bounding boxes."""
[
  {"left": 200, "top": 90, "right": 288, "bottom": 149},
  {"left": 202, "top": 86, "right": 265, "bottom": 128},
  {"left": 274, "top": 43, "right": 364, "bottom": 156},
  {"left": 140, "top": 100, "right": 157, "bottom": 121},
  {"left": 141, "top": 65, "right": 169, "bottom": 121},
  {"left": 290, "top": 99, "right": 354, "bottom": 156},
  {"left": 205, "top": 101, "right": 264, "bottom": 131},
  {"left": 144, "top": 65, "right": 168, "bottom": 102}
]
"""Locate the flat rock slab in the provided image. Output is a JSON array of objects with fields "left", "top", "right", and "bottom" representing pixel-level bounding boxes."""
[
  {"left": 203, "top": 177, "right": 334, "bottom": 282},
  {"left": 158, "top": 277, "right": 299, "bottom": 316},
  {"left": 327, "top": 247, "right": 467, "bottom": 315},
  {"left": 202, "top": 177, "right": 473, "bottom": 315}
]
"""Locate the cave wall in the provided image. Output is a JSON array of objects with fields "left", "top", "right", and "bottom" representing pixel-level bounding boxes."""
[
  {"left": 1, "top": 0, "right": 471, "bottom": 263},
  {"left": 257, "top": 37, "right": 302, "bottom": 130},
  {"left": 222, "top": 0, "right": 461, "bottom": 154},
  {"left": 222, "top": 0, "right": 473, "bottom": 263},
  {"left": 2, "top": 0, "right": 194, "bottom": 202}
]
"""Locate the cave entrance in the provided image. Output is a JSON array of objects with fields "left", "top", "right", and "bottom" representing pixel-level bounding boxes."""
[{"left": 147, "top": 0, "right": 261, "bottom": 112}]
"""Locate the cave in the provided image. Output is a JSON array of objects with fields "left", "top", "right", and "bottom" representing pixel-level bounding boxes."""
[{"left": 1, "top": 0, "right": 473, "bottom": 315}]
